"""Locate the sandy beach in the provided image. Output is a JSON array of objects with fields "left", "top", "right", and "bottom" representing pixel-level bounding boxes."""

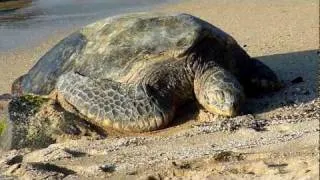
[{"left": 0, "top": 0, "right": 319, "bottom": 179}]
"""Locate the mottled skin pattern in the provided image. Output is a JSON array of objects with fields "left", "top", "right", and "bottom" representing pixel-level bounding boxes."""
[{"left": 12, "top": 13, "right": 281, "bottom": 132}]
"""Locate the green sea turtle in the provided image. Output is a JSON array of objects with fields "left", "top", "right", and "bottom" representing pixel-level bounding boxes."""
[{"left": 9, "top": 13, "right": 281, "bottom": 134}]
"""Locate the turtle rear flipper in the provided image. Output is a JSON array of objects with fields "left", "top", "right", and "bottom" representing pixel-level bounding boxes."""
[{"left": 56, "top": 72, "right": 174, "bottom": 132}]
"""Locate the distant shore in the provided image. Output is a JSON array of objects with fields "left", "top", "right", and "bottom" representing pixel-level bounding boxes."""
[{"left": 0, "top": 0, "right": 32, "bottom": 11}]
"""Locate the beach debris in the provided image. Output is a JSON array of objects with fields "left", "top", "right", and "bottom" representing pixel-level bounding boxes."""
[
  {"left": 99, "top": 164, "right": 116, "bottom": 173},
  {"left": 213, "top": 151, "right": 245, "bottom": 162},
  {"left": 0, "top": 94, "right": 12, "bottom": 101}
]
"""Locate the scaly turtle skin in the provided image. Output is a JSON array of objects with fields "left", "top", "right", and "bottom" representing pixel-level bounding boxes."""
[{"left": 11, "top": 13, "right": 281, "bottom": 132}]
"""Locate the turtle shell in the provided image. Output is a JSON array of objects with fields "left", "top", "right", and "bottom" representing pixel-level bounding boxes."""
[{"left": 13, "top": 13, "right": 237, "bottom": 95}]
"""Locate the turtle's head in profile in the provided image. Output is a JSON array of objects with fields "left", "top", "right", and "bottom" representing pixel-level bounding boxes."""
[{"left": 194, "top": 66, "right": 245, "bottom": 117}]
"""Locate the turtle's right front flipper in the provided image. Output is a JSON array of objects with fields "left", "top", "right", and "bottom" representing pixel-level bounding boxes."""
[
  {"left": 56, "top": 72, "right": 174, "bottom": 132},
  {"left": 239, "top": 58, "right": 282, "bottom": 96}
]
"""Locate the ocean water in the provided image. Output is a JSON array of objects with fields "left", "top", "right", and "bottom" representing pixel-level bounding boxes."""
[{"left": 0, "top": 0, "right": 178, "bottom": 52}]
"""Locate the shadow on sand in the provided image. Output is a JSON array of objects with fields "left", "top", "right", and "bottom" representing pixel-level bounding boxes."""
[{"left": 243, "top": 49, "right": 318, "bottom": 114}]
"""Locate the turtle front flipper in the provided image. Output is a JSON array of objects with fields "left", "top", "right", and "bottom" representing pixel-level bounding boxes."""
[
  {"left": 56, "top": 72, "right": 174, "bottom": 132},
  {"left": 194, "top": 65, "right": 245, "bottom": 117},
  {"left": 240, "top": 58, "right": 282, "bottom": 96}
]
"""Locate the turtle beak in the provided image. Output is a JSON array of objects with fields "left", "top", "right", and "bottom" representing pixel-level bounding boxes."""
[{"left": 222, "top": 102, "right": 240, "bottom": 117}]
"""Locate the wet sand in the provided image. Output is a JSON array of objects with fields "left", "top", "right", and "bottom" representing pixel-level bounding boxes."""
[{"left": 0, "top": 0, "right": 319, "bottom": 179}]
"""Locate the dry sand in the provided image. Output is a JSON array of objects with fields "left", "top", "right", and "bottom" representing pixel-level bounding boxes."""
[{"left": 0, "top": 0, "right": 319, "bottom": 179}]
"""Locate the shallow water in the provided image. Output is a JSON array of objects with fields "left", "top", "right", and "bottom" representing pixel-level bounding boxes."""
[{"left": 0, "top": 0, "right": 178, "bottom": 52}]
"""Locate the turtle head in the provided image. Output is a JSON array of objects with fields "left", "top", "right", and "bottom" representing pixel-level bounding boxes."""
[
  {"left": 206, "top": 88, "right": 244, "bottom": 117},
  {"left": 194, "top": 67, "right": 245, "bottom": 117}
]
